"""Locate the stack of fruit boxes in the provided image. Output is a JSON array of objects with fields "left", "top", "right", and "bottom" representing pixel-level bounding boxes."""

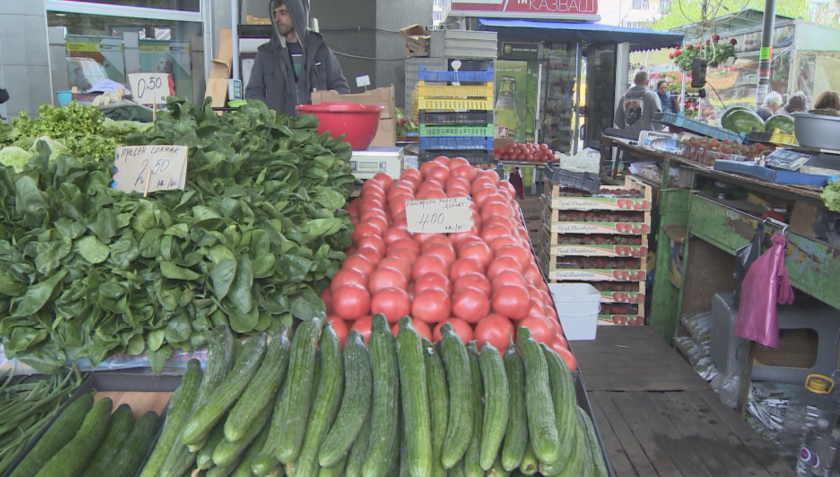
[{"left": 538, "top": 176, "right": 653, "bottom": 326}]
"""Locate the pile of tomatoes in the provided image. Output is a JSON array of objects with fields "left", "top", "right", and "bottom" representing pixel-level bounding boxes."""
[
  {"left": 494, "top": 142, "right": 556, "bottom": 162},
  {"left": 321, "top": 157, "right": 576, "bottom": 371}
]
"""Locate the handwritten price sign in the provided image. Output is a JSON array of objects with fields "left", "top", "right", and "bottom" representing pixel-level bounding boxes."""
[
  {"left": 129, "top": 72, "right": 168, "bottom": 104},
  {"left": 113, "top": 145, "right": 188, "bottom": 194},
  {"left": 406, "top": 197, "right": 474, "bottom": 233}
]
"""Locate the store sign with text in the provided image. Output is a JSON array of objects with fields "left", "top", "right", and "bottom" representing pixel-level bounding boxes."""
[{"left": 450, "top": 0, "right": 598, "bottom": 19}]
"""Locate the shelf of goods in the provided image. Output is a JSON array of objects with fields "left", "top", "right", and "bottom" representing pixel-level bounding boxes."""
[
  {"left": 417, "top": 67, "right": 495, "bottom": 167},
  {"left": 538, "top": 176, "right": 652, "bottom": 326}
]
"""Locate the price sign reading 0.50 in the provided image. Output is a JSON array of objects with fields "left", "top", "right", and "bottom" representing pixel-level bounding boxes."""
[
  {"left": 129, "top": 73, "right": 168, "bottom": 104},
  {"left": 406, "top": 197, "right": 474, "bottom": 234}
]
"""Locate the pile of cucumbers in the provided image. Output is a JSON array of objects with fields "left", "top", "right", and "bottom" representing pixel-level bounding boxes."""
[{"left": 142, "top": 315, "right": 607, "bottom": 477}]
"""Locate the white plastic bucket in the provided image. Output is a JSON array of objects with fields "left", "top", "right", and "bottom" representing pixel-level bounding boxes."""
[{"left": 549, "top": 283, "right": 601, "bottom": 341}]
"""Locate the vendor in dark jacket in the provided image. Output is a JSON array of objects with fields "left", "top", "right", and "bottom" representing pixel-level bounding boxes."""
[{"left": 245, "top": 0, "right": 350, "bottom": 115}]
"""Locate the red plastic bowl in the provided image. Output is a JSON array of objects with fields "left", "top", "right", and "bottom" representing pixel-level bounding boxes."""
[{"left": 296, "top": 102, "right": 384, "bottom": 150}]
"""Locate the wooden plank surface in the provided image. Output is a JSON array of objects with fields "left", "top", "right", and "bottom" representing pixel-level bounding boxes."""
[
  {"left": 591, "top": 392, "right": 658, "bottom": 476},
  {"left": 588, "top": 394, "right": 638, "bottom": 476},
  {"left": 571, "top": 326, "right": 710, "bottom": 392},
  {"left": 608, "top": 392, "right": 684, "bottom": 476}
]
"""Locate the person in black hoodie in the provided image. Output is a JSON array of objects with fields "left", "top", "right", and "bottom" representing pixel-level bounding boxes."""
[{"left": 245, "top": 0, "right": 350, "bottom": 115}]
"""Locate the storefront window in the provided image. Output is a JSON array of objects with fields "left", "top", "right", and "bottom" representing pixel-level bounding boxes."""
[
  {"left": 62, "top": 0, "right": 200, "bottom": 12},
  {"left": 47, "top": 11, "right": 205, "bottom": 104}
]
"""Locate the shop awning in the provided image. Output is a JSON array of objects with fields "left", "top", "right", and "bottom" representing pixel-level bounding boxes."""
[{"left": 477, "top": 18, "right": 684, "bottom": 52}]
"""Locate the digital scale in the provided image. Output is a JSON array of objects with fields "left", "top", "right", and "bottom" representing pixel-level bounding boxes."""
[
  {"left": 350, "top": 146, "right": 404, "bottom": 180},
  {"left": 765, "top": 147, "right": 840, "bottom": 177}
]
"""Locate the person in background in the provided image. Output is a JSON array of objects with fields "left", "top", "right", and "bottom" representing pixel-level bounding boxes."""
[
  {"left": 246, "top": 0, "right": 350, "bottom": 116},
  {"left": 756, "top": 91, "right": 783, "bottom": 121},
  {"left": 779, "top": 91, "right": 808, "bottom": 116},
  {"left": 656, "top": 80, "right": 677, "bottom": 114},
  {"left": 615, "top": 70, "right": 662, "bottom": 133},
  {"left": 814, "top": 90, "right": 840, "bottom": 111},
  {"left": 0, "top": 87, "right": 8, "bottom": 105}
]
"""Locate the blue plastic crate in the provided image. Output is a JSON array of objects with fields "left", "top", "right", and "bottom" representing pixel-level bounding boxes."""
[
  {"left": 418, "top": 66, "right": 494, "bottom": 83},
  {"left": 713, "top": 160, "right": 829, "bottom": 186},
  {"left": 420, "top": 136, "right": 494, "bottom": 150},
  {"left": 654, "top": 112, "right": 744, "bottom": 144}
]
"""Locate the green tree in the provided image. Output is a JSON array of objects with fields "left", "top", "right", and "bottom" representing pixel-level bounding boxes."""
[{"left": 650, "top": 0, "right": 812, "bottom": 31}]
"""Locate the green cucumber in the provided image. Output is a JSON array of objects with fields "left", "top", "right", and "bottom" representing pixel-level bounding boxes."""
[
  {"left": 275, "top": 317, "right": 324, "bottom": 465},
  {"left": 396, "top": 317, "right": 432, "bottom": 477},
  {"left": 111, "top": 410, "right": 160, "bottom": 477},
  {"left": 318, "top": 453, "right": 348, "bottom": 477},
  {"left": 500, "top": 343, "right": 528, "bottom": 472},
  {"left": 478, "top": 342, "right": 509, "bottom": 471},
  {"left": 449, "top": 460, "right": 466, "bottom": 477},
  {"left": 539, "top": 420, "right": 582, "bottom": 477},
  {"left": 319, "top": 330, "right": 373, "bottom": 467},
  {"left": 515, "top": 327, "right": 559, "bottom": 464},
  {"left": 488, "top": 452, "right": 509, "bottom": 477},
  {"left": 33, "top": 397, "right": 113, "bottom": 477},
  {"left": 197, "top": 421, "right": 229, "bottom": 469},
  {"left": 519, "top": 441, "right": 538, "bottom": 475},
  {"left": 361, "top": 314, "right": 400, "bottom": 477},
  {"left": 343, "top": 413, "right": 371, "bottom": 477},
  {"left": 578, "top": 406, "right": 609, "bottom": 477},
  {"left": 225, "top": 326, "right": 291, "bottom": 442},
  {"left": 541, "top": 344, "right": 577, "bottom": 467},
  {"left": 206, "top": 459, "right": 239, "bottom": 477},
  {"left": 9, "top": 393, "right": 94, "bottom": 477},
  {"left": 182, "top": 334, "right": 268, "bottom": 447},
  {"left": 140, "top": 359, "right": 202, "bottom": 477},
  {"left": 230, "top": 418, "right": 272, "bottom": 477},
  {"left": 161, "top": 326, "right": 235, "bottom": 477},
  {"left": 399, "top": 417, "right": 409, "bottom": 477},
  {"left": 438, "top": 323, "right": 472, "bottom": 469},
  {"left": 423, "top": 339, "right": 448, "bottom": 477},
  {"left": 463, "top": 341, "right": 483, "bottom": 477},
  {"left": 287, "top": 323, "right": 344, "bottom": 477},
  {"left": 214, "top": 406, "right": 271, "bottom": 467},
  {"left": 81, "top": 403, "right": 135, "bottom": 477}
]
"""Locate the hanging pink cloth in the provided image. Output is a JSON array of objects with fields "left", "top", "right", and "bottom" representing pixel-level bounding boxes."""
[{"left": 733, "top": 233, "right": 795, "bottom": 349}]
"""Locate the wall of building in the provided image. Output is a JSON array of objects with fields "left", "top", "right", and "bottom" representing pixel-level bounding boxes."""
[
  {"left": 312, "top": 0, "right": 377, "bottom": 94},
  {"left": 377, "top": 1, "right": 433, "bottom": 108},
  {"left": 0, "top": 0, "right": 51, "bottom": 117}
]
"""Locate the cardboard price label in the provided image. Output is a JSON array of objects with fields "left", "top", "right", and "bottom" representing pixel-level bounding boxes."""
[
  {"left": 129, "top": 72, "right": 168, "bottom": 104},
  {"left": 406, "top": 197, "right": 473, "bottom": 233},
  {"left": 113, "top": 145, "right": 188, "bottom": 194}
]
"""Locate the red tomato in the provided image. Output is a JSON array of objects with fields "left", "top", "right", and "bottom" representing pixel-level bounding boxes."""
[
  {"left": 387, "top": 247, "right": 419, "bottom": 264},
  {"left": 500, "top": 181, "right": 516, "bottom": 196},
  {"left": 377, "top": 256, "right": 412, "bottom": 279},
  {"left": 551, "top": 334, "right": 568, "bottom": 351},
  {"left": 320, "top": 287, "right": 334, "bottom": 315},
  {"left": 491, "top": 284, "right": 530, "bottom": 320},
  {"left": 528, "top": 297, "right": 547, "bottom": 317},
  {"left": 327, "top": 315, "right": 349, "bottom": 348},
  {"left": 356, "top": 247, "right": 383, "bottom": 267},
  {"left": 421, "top": 235, "right": 453, "bottom": 250},
  {"left": 496, "top": 244, "right": 532, "bottom": 271},
  {"left": 451, "top": 165, "right": 477, "bottom": 182},
  {"left": 423, "top": 242, "right": 457, "bottom": 265},
  {"left": 454, "top": 272, "right": 493, "bottom": 298},
  {"left": 433, "top": 156, "right": 451, "bottom": 167},
  {"left": 433, "top": 318, "right": 475, "bottom": 342},
  {"left": 483, "top": 216, "right": 515, "bottom": 229},
  {"left": 417, "top": 188, "right": 446, "bottom": 200},
  {"left": 330, "top": 268, "right": 368, "bottom": 292},
  {"left": 452, "top": 287, "right": 491, "bottom": 323},
  {"left": 420, "top": 161, "right": 440, "bottom": 179},
  {"left": 389, "top": 238, "right": 420, "bottom": 254},
  {"left": 382, "top": 227, "right": 411, "bottom": 245},
  {"left": 360, "top": 187, "right": 386, "bottom": 204},
  {"left": 447, "top": 187, "right": 471, "bottom": 198},
  {"left": 352, "top": 223, "right": 381, "bottom": 244},
  {"left": 350, "top": 315, "right": 373, "bottom": 343},
  {"left": 481, "top": 203, "right": 512, "bottom": 222},
  {"left": 471, "top": 187, "right": 497, "bottom": 208},
  {"left": 554, "top": 346, "right": 578, "bottom": 371},
  {"left": 400, "top": 168, "right": 422, "bottom": 185},
  {"left": 333, "top": 284, "right": 371, "bottom": 320},
  {"left": 480, "top": 193, "right": 506, "bottom": 208},
  {"left": 449, "top": 258, "right": 485, "bottom": 282},
  {"left": 414, "top": 271, "right": 452, "bottom": 295},
  {"left": 472, "top": 176, "right": 495, "bottom": 190},
  {"left": 340, "top": 254, "right": 375, "bottom": 277},
  {"left": 524, "top": 263, "right": 544, "bottom": 286},
  {"left": 448, "top": 157, "right": 470, "bottom": 169},
  {"left": 546, "top": 306, "right": 559, "bottom": 322},
  {"left": 367, "top": 216, "right": 389, "bottom": 235},
  {"left": 487, "top": 256, "right": 525, "bottom": 279},
  {"left": 388, "top": 184, "right": 415, "bottom": 201},
  {"left": 345, "top": 246, "right": 356, "bottom": 255},
  {"left": 414, "top": 232, "right": 446, "bottom": 245},
  {"left": 449, "top": 232, "right": 481, "bottom": 249},
  {"left": 446, "top": 176, "right": 471, "bottom": 190},
  {"left": 345, "top": 200, "right": 359, "bottom": 215},
  {"left": 517, "top": 316, "right": 554, "bottom": 343},
  {"left": 371, "top": 172, "right": 394, "bottom": 191},
  {"left": 358, "top": 198, "right": 384, "bottom": 215},
  {"left": 481, "top": 224, "right": 513, "bottom": 245},
  {"left": 412, "top": 288, "right": 451, "bottom": 323},
  {"left": 411, "top": 254, "right": 449, "bottom": 281},
  {"left": 490, "top": 235, "right": 519, "bottom": 253},
  {"left": 474, "top": 314, "right": 515, "bottom": 351},
  {"left": 458, "top": 241, "right": 493, "bottom": 268},
  {"left": 368, "top": 267, "right": 408, "bottom": 295},
  {"left": 427, "top": 165, "right": 451, "bottom": 184},
  {"left": 357, "top": 235, "right": 387, "bottom": 258},
  {"left": 371, "top": 287, "right": 411, "bottom": 323},
  {"left": 491, "top": 270, "right": 528, "bottom": 292},
  {"left": 391, "top": 319, "right": 433, "bottom": 341}
]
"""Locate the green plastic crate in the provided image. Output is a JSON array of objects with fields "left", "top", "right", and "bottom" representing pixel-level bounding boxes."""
[{"left": 419, "top": 124, "right": 494, "bottom": 137}]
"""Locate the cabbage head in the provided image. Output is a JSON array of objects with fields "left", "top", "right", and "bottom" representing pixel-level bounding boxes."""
[
  {"left": 28, "top": 136, "right": 67, "bottom": 163},
  {"left": 0, "top": 146, "right": 32, "bottom": 172}
]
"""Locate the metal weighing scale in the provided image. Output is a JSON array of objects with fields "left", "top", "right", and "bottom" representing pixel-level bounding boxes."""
[
  {"left": 350, "top": 146, "right": 404, "bottom": 180},
  {"left": 765, "top": 147, "right": 840, "bottom": 177}
]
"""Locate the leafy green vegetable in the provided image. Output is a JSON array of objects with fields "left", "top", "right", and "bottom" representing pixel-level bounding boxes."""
[
  {"left": 0, "top": 97, "right": 355, "bottom": 374},
  {"left": 823, "top": 179, "right": 840, "bottom": 212},
  {"left": 0, "top": 147, "right": 31, "bottom": 172}
]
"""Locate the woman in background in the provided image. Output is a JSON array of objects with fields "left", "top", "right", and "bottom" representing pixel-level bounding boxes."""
[
  {"left": 779, "top": 91, "right": 808, "bottom": 116},
  {"left": 814, "top": 90, "right": 840, "bottom": 111},
  {"left": 656, "top": 80, "right": 677, "bottom": 114}
]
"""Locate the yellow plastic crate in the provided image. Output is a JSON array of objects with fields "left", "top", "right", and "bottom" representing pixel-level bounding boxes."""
[
  {"left": 417, "top": 81, "right": 494, "bottom": 99},
  {"left": 418, "top": 97, "right": 494, "bottom": 112},
  {"left": 770, "top": 129, "right": 798, "bottom": 146}
]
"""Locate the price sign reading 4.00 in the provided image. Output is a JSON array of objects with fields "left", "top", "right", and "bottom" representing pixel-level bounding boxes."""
[
  {"left": 129, "top": 72, "right": 168, "bottom": 104},
  {"left": 406, "top": 197, "right": 474, "bottom": 234}
]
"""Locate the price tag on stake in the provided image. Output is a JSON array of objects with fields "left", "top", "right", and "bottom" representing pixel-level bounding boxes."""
[
  {"left": 113, "top": 145, "right": 188, "bottom": 194},
  {"left": 406, "top": 197, "right": 474, "bottom": 234},
  {"left": 129, "top": 72, "right": 168, "bottom": 104}
]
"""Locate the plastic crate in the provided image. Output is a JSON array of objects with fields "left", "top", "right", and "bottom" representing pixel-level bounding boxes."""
[
  {"left": 544, "top": 162, "right": 601, "bottom": 195},
  {"left": 419, "top": 97, "right": 494, "bottom": 111},
  {"left": 654, "top": 112, "right": 744, "bottom": 144},
  {"left": 417, "top": 81, "right": 494, "bottom": 99},
  {"left": 419, "top": 110, "right": 494, "bottom": 125},
  {"left": 419, "top": 124, "right": 494, "bottom": 137},
  {"left": 418, "top": 66, "right": 494, "bottom": 83},
  {"left": 420, "top": 149, "right": 494, "bottom": 166},
  {"left": 420, "top": 136, "right": 494, "bottom": 150}
]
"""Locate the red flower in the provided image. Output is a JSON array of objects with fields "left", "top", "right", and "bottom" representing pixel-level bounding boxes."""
[
  {"left": 687, "top": 44, "right": 694, "bottom": 50},
  {"left": 675, "top": 50, "right": 681, "bottom": 56},
  {"left": 730, "top": 38, "right": 737, "bottom": 45},
  {"left": 706, "top": 39, "right": 711, "bottom": 45},
  {"left": 712, "top": 33, "right": 721, "bottom": 42},
  {"left": 669, "top": 53, "right": 674, "bottom": 59}
]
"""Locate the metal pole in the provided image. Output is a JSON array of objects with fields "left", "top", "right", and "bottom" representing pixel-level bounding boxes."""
[
  {"left": 231, "top": 0, "right": 240, "bottom": 81},
  {"left": 755, "top": 0, "right": 776, "bottom": 108}
]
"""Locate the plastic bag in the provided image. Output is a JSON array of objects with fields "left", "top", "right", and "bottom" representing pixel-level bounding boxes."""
[
  {"left": 733, "top": 233, "right": 795, "bottom": 349},
  {"left": 508, "top": 167, "right": 525, "bottom": 200},
  {"left": 557, "top": 148, "right": 600, "bottom": 174},
  {"left": 733, "top": 222, "right": 765, "bottom": 308}
]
